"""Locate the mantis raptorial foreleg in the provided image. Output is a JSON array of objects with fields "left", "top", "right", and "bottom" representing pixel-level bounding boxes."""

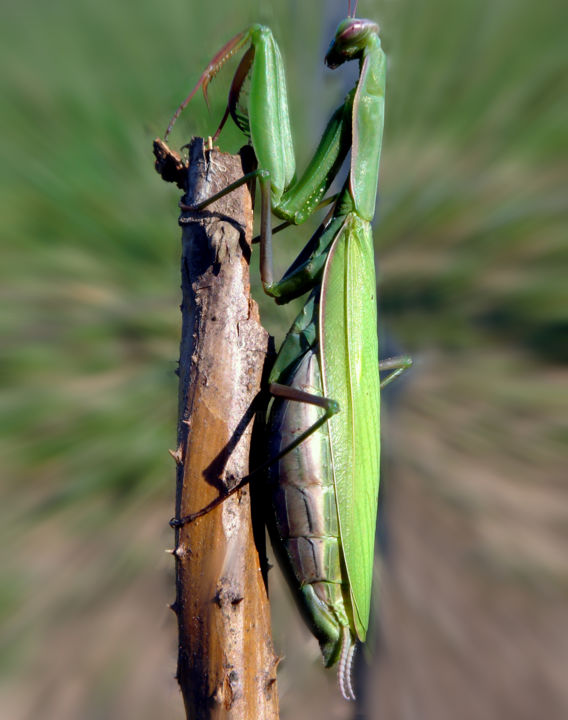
[{"left": 167, "top": 24, "right": 355, "bottom": 289}]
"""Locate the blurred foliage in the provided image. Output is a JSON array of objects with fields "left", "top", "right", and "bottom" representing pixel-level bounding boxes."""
[{"left": 0, "top": 0, "right": 566, "bottom": 718}]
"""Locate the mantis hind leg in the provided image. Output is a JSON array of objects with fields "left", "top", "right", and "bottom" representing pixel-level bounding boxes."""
[
  {"left": 170, "top": 380, "right": 339, "bottom": 528},
  {"left": 379, "top": 355, "right": 413, "bottom": 389},
  {"left": 266, "top": 380, "right": 340, "bottom": 461}
]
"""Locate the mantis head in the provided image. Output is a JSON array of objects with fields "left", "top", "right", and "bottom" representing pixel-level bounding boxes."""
[{"left": 325, "top": 18, "right": 380, "bottom": 69}]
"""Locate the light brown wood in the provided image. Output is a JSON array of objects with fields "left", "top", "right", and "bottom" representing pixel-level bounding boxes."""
[{"left": 158, "top": 137, "right": 279, "bottom": 719}]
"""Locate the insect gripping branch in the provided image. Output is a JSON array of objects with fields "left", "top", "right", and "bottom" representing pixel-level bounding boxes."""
[
  {"left": 154, "top": 137, "right": 279, "bottom": 720},
  {"left": 158, "top": 6, "right": 413, "bottom": 708}
]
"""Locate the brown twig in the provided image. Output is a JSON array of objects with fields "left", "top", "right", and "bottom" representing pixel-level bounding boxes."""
[{"left": 154, "top": 137, "right": 279, "bottom": 719}]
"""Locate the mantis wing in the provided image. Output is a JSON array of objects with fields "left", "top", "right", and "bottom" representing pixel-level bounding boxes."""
[{"left": 320, "top": 216, "right": 381, "bottom": 641}]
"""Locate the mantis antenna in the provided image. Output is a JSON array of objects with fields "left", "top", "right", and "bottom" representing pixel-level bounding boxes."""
[{"left": 348, "top": 0, "right": 359, "bottom": 18}]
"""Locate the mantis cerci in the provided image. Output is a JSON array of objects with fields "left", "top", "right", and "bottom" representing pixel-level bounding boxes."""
[{"left": 167, "top": 0, "right": 411, "bottom": 700}]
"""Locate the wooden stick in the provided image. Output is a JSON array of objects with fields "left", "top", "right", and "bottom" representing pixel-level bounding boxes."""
[{"left": 155, "top": 137, "right": 279, "bottom": 719}]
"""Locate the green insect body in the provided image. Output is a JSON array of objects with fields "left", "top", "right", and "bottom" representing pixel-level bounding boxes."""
[
  {"left": 166, "top": 8, "right": 406, "bottom": 701},
  {"left": 266, "top": 189, "right": 380, "bottom": 699},
  {"left": 261, "top": 22, "right": 385, "bottom": 697}
]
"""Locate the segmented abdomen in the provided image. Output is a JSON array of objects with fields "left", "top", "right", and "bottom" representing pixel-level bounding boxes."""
[{"left": 267, "top": 349, "right": 349, "bottom": 657}]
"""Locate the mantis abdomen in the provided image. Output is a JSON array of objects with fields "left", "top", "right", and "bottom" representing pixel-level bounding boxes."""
[{"left": 268, "top": 349, "right": 351, "bottom": 667}]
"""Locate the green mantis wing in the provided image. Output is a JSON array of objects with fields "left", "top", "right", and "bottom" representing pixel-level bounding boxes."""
[{"left": 320, "top": 215, "right": 381, "bottom": 641}]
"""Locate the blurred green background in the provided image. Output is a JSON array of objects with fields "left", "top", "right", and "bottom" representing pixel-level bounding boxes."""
[{"left": 1, "top": 0, "right": 566, "bottom": 718}]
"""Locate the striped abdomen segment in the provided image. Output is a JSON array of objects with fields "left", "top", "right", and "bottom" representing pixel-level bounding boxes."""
[{"left": 268, "top": 349, "right": 349, "bottom": 661}]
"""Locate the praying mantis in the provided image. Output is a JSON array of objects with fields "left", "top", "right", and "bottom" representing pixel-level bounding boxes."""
[{"left": 166, "top": 0, "right": 411, "bottom": 700}]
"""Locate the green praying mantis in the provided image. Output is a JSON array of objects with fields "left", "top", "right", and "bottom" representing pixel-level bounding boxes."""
[{"left": 167, "top": 0, "right": 411, "bottom": 701}]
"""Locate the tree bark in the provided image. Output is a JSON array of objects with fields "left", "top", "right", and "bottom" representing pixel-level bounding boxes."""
[{"left": 155, "top": 137, "right": 279, "bottom": 719}]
